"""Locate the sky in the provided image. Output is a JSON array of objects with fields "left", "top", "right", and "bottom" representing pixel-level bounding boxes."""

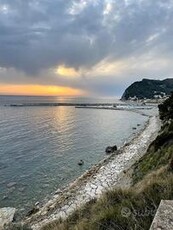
[{"left": 0, "top": 0, "right": 173, "bottom": 97}]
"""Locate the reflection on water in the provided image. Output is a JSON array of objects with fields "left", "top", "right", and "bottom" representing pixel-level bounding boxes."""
[{"left": 0, "top": 97, "right": 148, "bottom": 216}]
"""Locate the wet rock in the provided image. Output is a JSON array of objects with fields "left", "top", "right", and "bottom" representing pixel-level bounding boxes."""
[
  {"left": 54, "top": 189, "right": 62, "bottom": 195},
  {"left": 78, "top": 160, "right": 84, "bottom": 166},
  {"left": 0, "top": 207, "right": 16, "bottom": 230},
  {"left": 6, "top": 182, "right": 17, "bottom": 188},
  {"left": 35, "top": 202, "right": 40, "bottom": 206},
  {"left": 26, "top": 207, "right": 39, "bottom": 217},
  {"left": 105, "top": 146, "right": 113, "bottom": 154},
  {"left": 105, "top": 145, "right": 117, "bottom": 154},
  {"left": 132, "top": 127, "right": 137, "bottom": 130},
  {"left": 112, "top": 145, "right": 118, "bottom": 151}
]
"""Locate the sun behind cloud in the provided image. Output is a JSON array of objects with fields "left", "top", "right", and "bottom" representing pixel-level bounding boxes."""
[{"left": 55, "top": 65, "right": 80, "bottom": 77}]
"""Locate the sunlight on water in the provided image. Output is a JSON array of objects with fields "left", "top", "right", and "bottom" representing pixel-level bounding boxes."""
[{"left": 0, "top": 96, "right": 148, "bottom": 217}]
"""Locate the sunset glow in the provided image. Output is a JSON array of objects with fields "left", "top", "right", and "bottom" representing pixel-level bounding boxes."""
[
  {"left": 0, "top": 84, "right": 84, "bottom": 96},
  {"left": 55, "top": 65, "right": 80, "bottom": 77},
  {"left": 0, "top": 0, "right": 173, "bottom": 96}
]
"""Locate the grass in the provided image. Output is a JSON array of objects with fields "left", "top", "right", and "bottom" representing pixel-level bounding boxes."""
[
  {"left": 40, "top": 94, "right": 173, "bottom": 230},
  {"left": 41, "top": 167, "right": 173, "bottom": 230},
  {"left": 132, "top": 142, "right": 173, "bottom": 184},
  {"left": 8, "top": 94, "right": 173, "bottom": 230}
]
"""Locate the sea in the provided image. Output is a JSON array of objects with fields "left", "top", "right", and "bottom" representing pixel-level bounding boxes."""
[{"left": 0, "top": 96, "right": 149, "bottom": 217}]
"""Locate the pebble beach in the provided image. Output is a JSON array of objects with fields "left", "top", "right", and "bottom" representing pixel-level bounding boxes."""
[{"left": 25, "top": 113, "right": 161, "bottom": 230}]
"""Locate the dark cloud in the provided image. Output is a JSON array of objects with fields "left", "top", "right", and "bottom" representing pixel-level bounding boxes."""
[{"left": 0, "top": 0, "right": 173, "bottom": 96}]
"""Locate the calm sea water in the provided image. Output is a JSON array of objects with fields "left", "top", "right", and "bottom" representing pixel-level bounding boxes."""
[{"left": 0, "top": 96, "right": 148, "bottom": 216}]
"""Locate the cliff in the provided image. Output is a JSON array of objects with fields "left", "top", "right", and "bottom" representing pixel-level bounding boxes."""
[{"left": 121, "top": 78, "right": 173, "bottom": 100}]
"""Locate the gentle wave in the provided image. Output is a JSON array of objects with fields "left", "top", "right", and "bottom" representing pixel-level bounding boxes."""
[{"left": 0, "top": 98, "right": 150, "bottom": 217}]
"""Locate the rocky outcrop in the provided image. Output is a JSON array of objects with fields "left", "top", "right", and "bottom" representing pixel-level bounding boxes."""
[
  {"left": 121, "top": 78, "right": 173, "bottom": 100},
  {"left": 0, "top": 207, "right": 16, "bottom": 230}
]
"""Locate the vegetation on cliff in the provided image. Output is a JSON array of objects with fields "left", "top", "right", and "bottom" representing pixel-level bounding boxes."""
[
  {"left": 8, "top": 93, "right": 173, "bottom": 230},
  {"left": 121, "top": 78, "right": 173, "bottom": 100},
  {"left": 133, "top": 93, "right": 173, "bottom": 183},
  {"left": 40, "top": 93, "right": 173, "bottom": 230}
]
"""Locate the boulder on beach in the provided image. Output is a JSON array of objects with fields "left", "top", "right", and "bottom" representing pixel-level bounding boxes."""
[
  {"left": 112, "top": 145, "right": 117, "bottom": 151},
  {"left": 0, "top": 207, "right": 16, "bottom": 230},
  {"left": 105, "top": 145, "right": 117, "bottom": 154},
  {"left": 105, "top": 146, "right": 112, "bottom": 154}
]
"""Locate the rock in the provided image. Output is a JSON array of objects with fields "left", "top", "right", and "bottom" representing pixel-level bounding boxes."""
[
  {"left": 105, "top": 146, "right": 113, "bottom": 154},
  {"left": 54, "top": 189, "right": 62, "bottom": 195},
  {"left": 26, "top": 207, "right": 39, "bottom": 217},
  {"left": 132, "top": 127, "right": 137, "bottom": 130},
  {"left": 112, "top": 145, "right": 118, "bottom": 151},
  {"left": 0, "top": 207, "right": 16, "bottom": 230},
  {"left": 35, "top": 202, "right": 39, "bottom": 206},
  {"left": 137, "top": 124, "right": 141, "bottom": 126},
  {"left": 78, "top": 160, "right": 84, "bottom": 166},
  {"left": 105, "top": 145, "right": 117, "bottom": 154}
]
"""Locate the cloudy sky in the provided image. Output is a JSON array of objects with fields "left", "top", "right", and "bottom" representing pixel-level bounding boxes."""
[{"left": 0, "top": 0, "right": 173, "bottom": 96}]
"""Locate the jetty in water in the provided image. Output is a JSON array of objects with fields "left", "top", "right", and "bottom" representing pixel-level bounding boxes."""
[
  {"left": 5, "top": 102, "right": 155, "bottom": 111},
  {"left": 75, "top": 104, "right": 154, "bottom": 111}
]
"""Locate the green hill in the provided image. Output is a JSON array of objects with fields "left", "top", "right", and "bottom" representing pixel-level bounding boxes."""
[{"left": 121, "top": 78, "right": 173, "bottom": 100}]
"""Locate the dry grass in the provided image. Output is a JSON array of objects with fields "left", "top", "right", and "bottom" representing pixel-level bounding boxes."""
[
  {"left": 41, "top": 166, "right": 173, "bottom": 230},
  {"left": 20, "top": 94, "right": 173, "bottom": 230}
]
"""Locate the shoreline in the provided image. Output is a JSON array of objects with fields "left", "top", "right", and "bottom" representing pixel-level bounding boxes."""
[{"left": 25, "top": 113, "right": 161, "bottom": 230}]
